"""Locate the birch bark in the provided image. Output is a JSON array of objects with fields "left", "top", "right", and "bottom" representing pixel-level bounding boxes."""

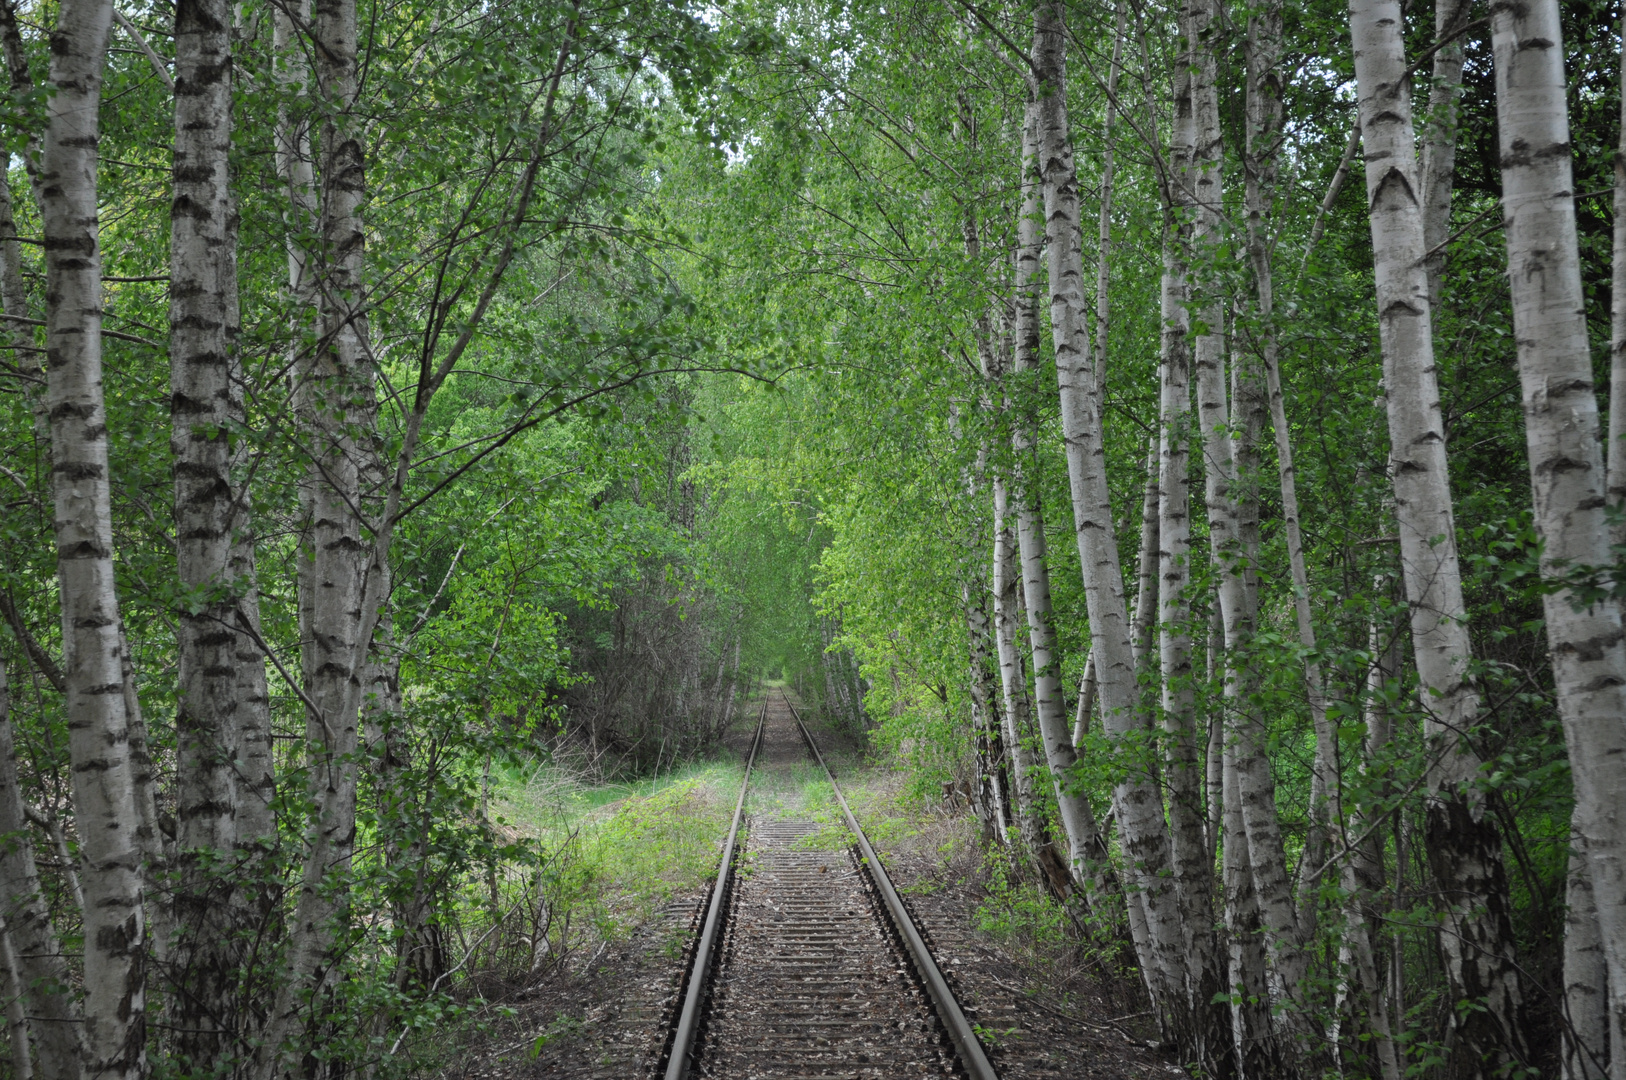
[
  {"left": 1186, "top": 0, "right": 1302, "bottom": 1021},
  {"left": 992, "top": 466, "right": 1061, "bottom": 885},
  {"left": 1154, "top": 50, "right": 1218, "bottom": 1001},
  {"left": 1489, "top": 2, "right": 1626, "bottom": 1075},
  {"left": 1221, "top": 739, "right": 1276, "bottom": 1079},
  {"left": 956, "top": 378, "right": 1012, "bottom": 840},
  {"left": 1584, "top": 12, "right": 1626, "bottom": 1078},
  {"left": 169, "top": 0, "right": 243, "bottom": 1061},
  {"left": 0, "top": 657, "right": 82, "bottom": 1080},
  {"left": 1347, "top": 0, "right": 1530, "bottom": 1067},
  {"left": 1028, "top": 0, "right": 1187, "bottom": 1037},
  {"left": 1243, "top": 0, "right": 1337, "bottom": 948},
  {"left": 2, "top": 916, "right": 31, "bottom": 1080},
  {"left": 1610, "top": 19, "right": 1626, "bottom": 554},
  {"left": 39, "top": 0, "right": 147, "bottom": 1068},
  {"left": 959, "top": 205, "right": 1018, "bottom": 849},
  {"left": 1011, "top": 92, "right": 1110, "bottom": 898},
  {"left": 260, "top": 0, "right": 371, "bottom": 1066},
  {"left": 1337, "top": 619, "right": 1402, "bottom": 1080}
]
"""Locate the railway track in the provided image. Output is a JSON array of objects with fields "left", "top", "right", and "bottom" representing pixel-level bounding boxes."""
[{"left": 652, "top": 692, "right": 998, "bottom": 1080}]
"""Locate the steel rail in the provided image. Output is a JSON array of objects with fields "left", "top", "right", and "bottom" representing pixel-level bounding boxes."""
[
  {"left": 786, "top": 695, "right": 1001, "bottom": 1080},
  {"left": 661, "top": 699, "right": 767, "bottom": 1080}
]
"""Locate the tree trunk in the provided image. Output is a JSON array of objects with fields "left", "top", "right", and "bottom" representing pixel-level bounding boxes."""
[
  {"left": 261, "top": 0, "right": 372, "bottom": 1067},
  {"left": 1347, "top": 0, "right": 1530, "bottom": 1068},
  {"left": 1564, "top": 847, "right": 1613, "bottom": 1080},
  {"left": 954, "top": 362, "right": 1013, "bottom": 843},
  {"left": 1244, "top": 0, "right": 1336, "bottom": 948},
  {"left": 39, "top": 0, "right": 147, "bottom": 1068},
  {"left": 1148, "top": 45, "right": 1231, "bottom": 1070},
  {"left": 1419, "top": 0, "right": 1469, "bottom": 307},
  {"left": 169, "top": 0, "right": 244, "bottom": 1062},
  {"left": 1010, "top": 90, "right": 1110, "bottom": 901},
  {"left": 991, "top": 466, "right": 1059, "bottom": 886},
  {"left": 0, "top": 658, "right": 83, "bottom": 1080},
  {"left": 1, "top": 916, "right": 32, "bottom": 1080},
  {"left": 1222, "top": 734, "right": 1277, "bottom": 1079},
  {"left": 1489, "top": 2, "right": 1626, "bottom": 1075},
  {"left": 1090, "top": 4, "right": 1123, "bottom": 402},
  {"left": 1609, "top": 16, "right": 1626, "bottom": 563},
  {"left": 1029, "top": 0, "right": 1187, "bottom": 1040},
  {"left": 1130, "top": 440, "right": 1159, "bottom": 670},
  {"left": 1187, "top": 0, "right": 1302, "bottom": 1035},
  {"left": 1335, "top": 615, "right": 1402, "bottom": 1080}
]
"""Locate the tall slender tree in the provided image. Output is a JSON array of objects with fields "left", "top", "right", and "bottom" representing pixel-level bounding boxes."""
[
  {"left": 1346, "top": 0, "right": 1530, "bottom": 1067},
  {"left": 1489, "top": 2, "right": 1626, "bottom": 1076}
]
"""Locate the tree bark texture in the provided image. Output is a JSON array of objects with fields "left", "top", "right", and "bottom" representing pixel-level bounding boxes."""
[
  {"left": 39, "top": 0, "right": 147, "bottom": 1069},
  {"left": 1011, "top": 87, "right": 1110, "bottom": 900},
  {"left": 0, "top": 658, "right": 83, "bottom": 1080},
  {"left": 1347, "top": 0, "right": 1530, "bottom": 1068},
  {"left": 1609, "top": 16, "right": 1626, "bottom": 565},
  {"left": 1490, "top": 1, "right": 1626, "bottom": 1073},
  {"left": 1419, "top": 0, "right": 1469, "bottom": 307},
  {"left": 1156, "top": 50, "right": 1223, "bottom": 1042},
  {"left": 261, "top": 0, "right": 371, "bottom": 1066},
  {"left": 1222, "top": 735, "right": 1278, "bottom": 1080},
  {"left": 1029, "top": 0, "right": 1187, "bottom": 1040},
  {"left": 169, "top": 0, "right": 245, "bottom": 1062}
]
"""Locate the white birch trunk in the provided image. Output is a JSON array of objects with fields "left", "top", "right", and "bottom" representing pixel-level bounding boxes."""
[
  {"left": 260, "top": 0, "right": 371, "bottom": 1067},
  {"left": 1609, "top": 17, "right": 1626, "bottom": 557},
  {"left": 1490, "top": 2, "right": 1626, "bottom": 1074},
  {"left": 1187, "top": 0, "right": 1302, "bottom": 1023},
  {"left": 0, "top": 658, "right": 82, "bottom": 1080},
  {"left": 169, "top": 0, "right": 243, "bottom": 1060},
  {"left": 1010, "top": 91, "right": 1110, "bottom": 898},
  {"left": 992, "top": 468, "right": 1056, "bottom": 879},
  {"left": 1029, "top": 0, "right": 1187, "bottom": 1036},
  {"left": 1130, "top": 440, "right": 1159, "bottom": 670},
  {"left": 954, "top": 343, "right": 1013, "bottom": 839},
  {"left": 1565, "top": 846, "right": 1613, "bottom": 1080},
  {"left": 39, "top": 0, "right": 146, "bottom": 1068},
  {"left": 1151, "top": 47, "right": 1230, "bottom": 1066},
  {"left": 1348, "top": 0, "right": 1530, "bottom": 1065},
  {"left": 1222, "top": 736, "right": 1277, "bottom": 1078},
  {"left": 1, "top": 917, "right": 31, "bottom": 1080},
  {"left": 1090, "top": 6, "right": 1123, "bottom": 402},
  {"left": 1584, "top": 11, "right": 1626, "bottom": 1078},
  {"left": 1336, "top": 619, "right": 1402, "bottom": 1080},
  {"left": 1244, "top": 0, "right": 1337, "bottom": 947}
]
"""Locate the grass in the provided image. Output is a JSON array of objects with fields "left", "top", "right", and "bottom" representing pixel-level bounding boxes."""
[{"left": 496, "top": 755, "right": 747, "bottom": 940}]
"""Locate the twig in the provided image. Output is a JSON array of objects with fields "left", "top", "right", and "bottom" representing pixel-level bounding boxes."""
[
  {"left": 113, "top": 9, "right": 174, "bottom": 91},
  {"left": 988, "top": 976, "right": 1155, "bottom": 1046}
]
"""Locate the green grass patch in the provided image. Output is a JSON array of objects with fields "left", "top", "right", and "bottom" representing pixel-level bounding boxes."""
[{"left": 498, "top": 758, "right": 744, "bottom": 939}]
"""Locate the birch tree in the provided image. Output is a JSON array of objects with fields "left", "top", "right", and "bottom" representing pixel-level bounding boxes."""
[
  {"left": 0, "top": 656, "right": 82, "bottom": 1080},
  {"left": 259, "top": 0, "right": 372, "bottom": 1062},
  {"left": 168, "top": 0, "right": 245, "bottom": 1061},
  {"left": 1489, "top": 2, "right": 1626, "bottom": 1076},
  {"left": 1028, "top": 0, "right": 1189, "bottom": 1045},
  {"left": 1010, "top": 89, "right": 1111, "bottom": 903},
  {"left": 38, "top": 0, "right": 148, "bottom": 1069},
  {"left": 1346, "top": 0, "right": 1530, "bottom": 1065}
]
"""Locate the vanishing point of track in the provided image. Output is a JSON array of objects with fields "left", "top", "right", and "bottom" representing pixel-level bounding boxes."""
[{"left": 653, "top": 693, "right": 999, "bottom": 1080}]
